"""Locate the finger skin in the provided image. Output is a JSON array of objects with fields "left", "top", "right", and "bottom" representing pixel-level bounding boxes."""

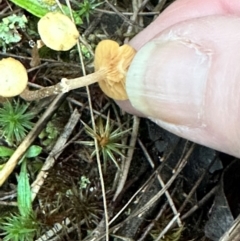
[
  {"left": 127, "top": 15, "right": 240, "bottom": 157},
  {"left": 118, "top": 0, "right": 240, "bottom": 113},
  {"left": 130, "top": 0, "right": 240, "bottom": 50},
  {"left": 116, "top": 0, "right": 240, "bottom": 157}
]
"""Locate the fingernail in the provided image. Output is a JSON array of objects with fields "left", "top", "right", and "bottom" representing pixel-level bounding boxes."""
[{"left": 126, "top": 38, "right": 210, "bottom": 126}]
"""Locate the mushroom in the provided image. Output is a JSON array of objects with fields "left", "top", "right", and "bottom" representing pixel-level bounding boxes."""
[
  {"left": 94, "top": 39, "right": 136, "bottom": 100},
  {"left": 37, "top": 12, "right": 79, "bottom": 51},
  {"left": 0, "top": 57, "right": 28, "bottom": 97},
  {"left": 0, "top": 40, "right": 136, "bottom": 101},
  {"left": 20, "top": 40, "right": 136, "bottom": 101}
]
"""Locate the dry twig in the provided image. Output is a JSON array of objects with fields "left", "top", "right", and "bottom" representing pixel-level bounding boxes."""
[{"left": 31, "top": 109, "right": 80, "bottom": 200}]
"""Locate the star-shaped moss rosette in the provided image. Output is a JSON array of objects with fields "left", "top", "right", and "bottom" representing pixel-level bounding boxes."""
[{"left": 79, "top": 112, "right": 132, "bottom": 173}]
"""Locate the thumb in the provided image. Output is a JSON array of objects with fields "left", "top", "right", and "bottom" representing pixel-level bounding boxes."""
[{"left": 126, "top": 15, "right": 240, "bottom": 157}]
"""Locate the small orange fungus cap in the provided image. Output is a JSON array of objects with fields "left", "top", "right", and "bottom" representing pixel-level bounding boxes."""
[
  {"left": 94, "top": 40, "right": 136, "bottom": 100},
  {"left": 0, "top": 57, "right": 28, "bottom": 97},
  {"left": 38, "top": 12, "right": 79, "bottom": 51}
]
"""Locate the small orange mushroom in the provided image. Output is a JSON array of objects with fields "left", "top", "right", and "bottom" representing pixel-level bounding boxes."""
[
  {"left": 94, "top": 40, "right": 136, "bottom": 100},
  {"left": 20, "top": 40, "right": 136, "bottom": 101},
  {"left": 0, "top": 57, "right": 28, "bottom": 97},
  {"left": 1, "top": 40, "right": 136, "bottom": 101},
  {"left": 38, "top": 12, "right": 79, "bottom": 51}
]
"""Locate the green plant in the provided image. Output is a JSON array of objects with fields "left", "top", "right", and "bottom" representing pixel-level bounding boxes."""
[
  {"left": 150, "top": 220, "right": 184, "bottom": 241},
  {"left": 79, "top": 113, "right": 131, "bottom": 173},
  {"left": 0, "top": 145, "right": 42, "bottom": 170},
  {"left": 79, "top": 175, "right": 91, "bottom": 189},
  {"left": 0, "top": 212, "right": 39, "bottom": 241},
  {"left": 0, "top": 101, "right": 35, "bottom": 144},
  {"left": 0, "top": 146, "right": 42, "bottom": 240},
  {"left": 80, "top": 44, "right": 91, "bottom": 59},
  {"left": 9, "top": 0, "right": 82, "bottom": 24},
  {"left": 78, "top": 0, "right": 103, "bottom": 23},
  {"left": 39, "top": 119, "right": 62, "bottom": 149},
  {"left": 0, "top": 14, "right": 27, "bottom": 51}
]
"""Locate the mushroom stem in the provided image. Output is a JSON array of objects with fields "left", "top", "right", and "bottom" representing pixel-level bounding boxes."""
[{"left": 20, "top": 69, "right": 107, "bottom": 101}]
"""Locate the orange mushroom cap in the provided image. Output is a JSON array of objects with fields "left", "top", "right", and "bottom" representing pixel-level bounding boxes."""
[
  {"left": 38, "top": 12, "right": 79, "bottom": 51},
  {"left": 0, "top": 57, "right": 28, "bottom": 97},
  {"left": 94, "top": 40, "right": 136, "bottom": 100}
]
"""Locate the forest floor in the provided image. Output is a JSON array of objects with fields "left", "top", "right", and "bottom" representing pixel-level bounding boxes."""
[{"left": 0, "top": 0, "right": 238, "bottom": 240}]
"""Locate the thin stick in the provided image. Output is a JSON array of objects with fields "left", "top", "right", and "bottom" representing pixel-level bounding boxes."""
[
  {"left": 84, "top": 172, "right": 158, "bottom": 240},
  {"left": 220, "top": 213, "right": 240, "bottom": 241},
  {"left": 178, "top": 157, "right": 217, "bottom": 214},
  {"left": 137, "top": 0, "right": 152, "bottom": 12},
  {"left": 109, "top": 174, "right": 155, "bottom": 226},
  {"left": 0, "top": 201, "right": 17, "bottom": 206},
  {"left": 124, "top": 0, "right": 139, "bottom": 43},
  {"left": 155, "top": 214, "right": 181, "bottom": 241},
  {"left": 113, "top": 116, "right": 140, "bottom": 200},
  {"left": 54, "top": 0, "right": 64, "bottom": 13},
  {"left": 105, "top": 0, "right": 141, "bottom": 29},
  {"left": 70, "top": 1, "right": 110, "bottom": 237},
  {"left": 137, "top": 185, "right": 179, "bottom": 241},
  {"left": 95, "top": 8, "right": 159, "bottom": 16},
  {"left": 138, "top": 138, "right": 182, "bottom": 227},
  {"left": 181, "top": 185, "right": 218, "bottom": 220},
  {"left": 31, "top": 109, "right": 80, "bottom": 200},
  {"left": 132, "top": 144, "right": 195, "bottom": 218},
  {"left": 36, "top": 217, "right": 72, "bottom": 241}
]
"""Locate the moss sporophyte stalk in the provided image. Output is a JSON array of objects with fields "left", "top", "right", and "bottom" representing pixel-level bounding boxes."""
[{"left": 0, "top": 11, "right": 136, "bottom": 102}]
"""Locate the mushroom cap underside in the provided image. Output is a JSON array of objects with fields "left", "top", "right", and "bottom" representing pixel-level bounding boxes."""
[{"left": 94, "top": 40, "right": 136, "bottom": 100}]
